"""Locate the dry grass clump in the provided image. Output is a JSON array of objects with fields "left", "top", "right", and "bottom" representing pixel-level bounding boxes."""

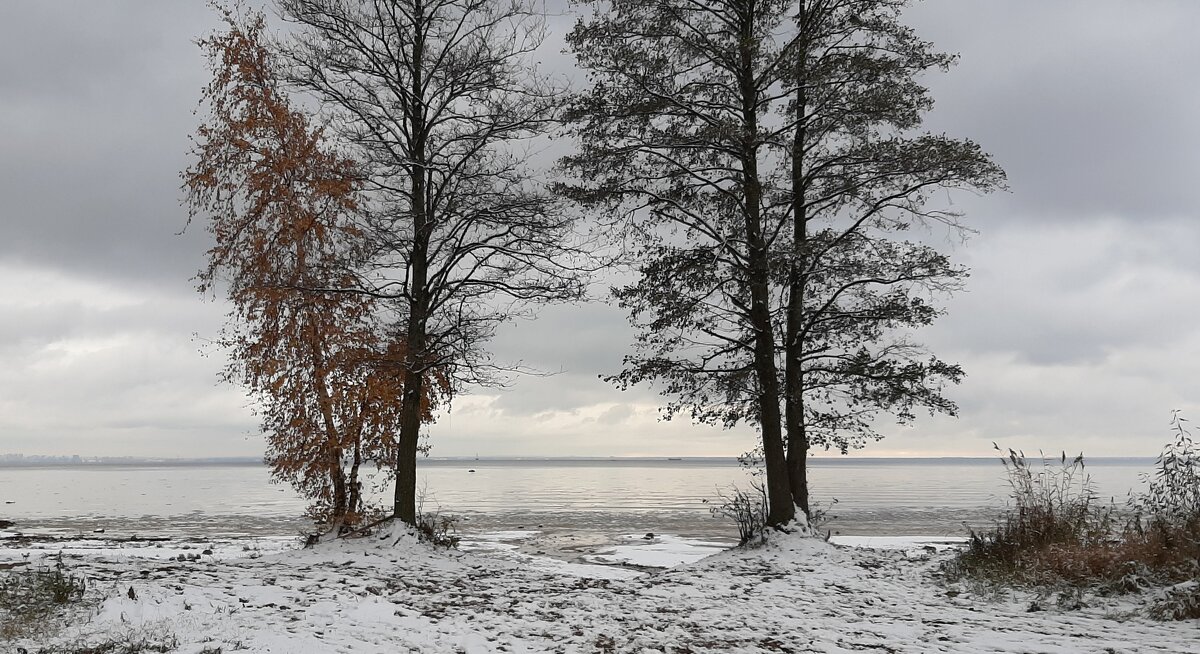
[
  {"left": 18, "top": 624, "right": 188, "bottom": 654},
  {"left": 1127, "top": 415, "right": 1200, "bottom": 571},
  {"left": 30, "top": 635, "right": 181, "bottom": 654},
  {"left": 0, "top": 554, "right": 89, "bottom": 640},
  {"left": 945, "top": 447, "right": 1117, "bottom": 585},
  {"left": 415, "top": 510, "right": 461, "bottom": 549},
  {"left": 947, "top": 414, "right": 1200, "bottom": 620}
]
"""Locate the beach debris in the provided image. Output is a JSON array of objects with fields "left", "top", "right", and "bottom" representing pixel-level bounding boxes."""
[{"left": 127, "top": 586, "right": 137, "bottom": 600}]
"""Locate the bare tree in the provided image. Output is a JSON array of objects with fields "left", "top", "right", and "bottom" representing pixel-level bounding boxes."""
[
  {"left": 275, "top": 0, "right": 588, "bottom": 525},
  {"left": 563, "top": 0, "right": 1002, "bottom": 526},
  {"left": 185, "top": 10, "right": 440, "bottom": 532}
]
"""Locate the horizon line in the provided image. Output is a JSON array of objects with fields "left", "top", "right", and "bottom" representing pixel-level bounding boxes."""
[{"left": 0, "top": 453, "right": 1159, "bottom": 466}]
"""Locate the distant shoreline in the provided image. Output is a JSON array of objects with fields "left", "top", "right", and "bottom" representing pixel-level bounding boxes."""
[{"left": 0, "top": 457, "right": 266, "bottom": 468}]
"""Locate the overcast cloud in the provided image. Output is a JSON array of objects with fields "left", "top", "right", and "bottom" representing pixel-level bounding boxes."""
[{"left": 2, "top": 1, "right": 1198, "bottom": 459}]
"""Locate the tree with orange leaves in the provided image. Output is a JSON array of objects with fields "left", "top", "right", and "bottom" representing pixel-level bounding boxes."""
[{"left": 184, "top": 10, "right": 444, "bottom": 533}]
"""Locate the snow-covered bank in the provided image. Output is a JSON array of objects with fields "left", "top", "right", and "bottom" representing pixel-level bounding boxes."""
[{"left": 2, "top": 528, "right": 1196, "bottom": 653}]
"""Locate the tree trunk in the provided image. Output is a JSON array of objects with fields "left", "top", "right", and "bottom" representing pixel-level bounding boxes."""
[
  {"left": 310, "top": 354, "right": 346, "bottom": 522},
  {"left": 393, "top": 213, "right": 430, "bottom": 525},
  {"left": 785, "top": 61, "right": 811, "bottom": 518},
  {"left": 785, "top": 416, "right": 809, "bottom": 517},
  {"left": 744, "top": 176, "right": 790, "bottom": 527},
  {"left": 739, "top": 0, "right": 793, "bottom": 529},
  {"left": 346, "top": 425, "right": 363, "bottom": 526},
  {"left": 301, "top": 236, "right": 349, "bottom": 525},
  {"left": 752, "top": 279, "right": 793, "bottom": 528},
  {"left": 393, "top": 0, "right": 431, "bottom": 527},
  {"left": 393, "top": 367, "right": 424, "bottom": 524}
]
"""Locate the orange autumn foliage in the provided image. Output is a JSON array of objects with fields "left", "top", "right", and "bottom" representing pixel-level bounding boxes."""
[{"left": 184, "top": 9, "right": 446, "bottom": 531}]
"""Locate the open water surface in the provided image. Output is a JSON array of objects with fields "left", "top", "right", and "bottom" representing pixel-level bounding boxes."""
[{"left": 0, "top": 458, "right": 1155, "bottom": 540}]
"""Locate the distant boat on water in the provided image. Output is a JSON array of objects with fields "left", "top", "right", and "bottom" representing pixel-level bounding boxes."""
[{"left": 667, "top": 457, "right": 683, "bottom": 461}]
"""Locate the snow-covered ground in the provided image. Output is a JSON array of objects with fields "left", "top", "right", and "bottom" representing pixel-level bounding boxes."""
[{"left": 2, "top": 528, "right": 1197, "bottom": 653}]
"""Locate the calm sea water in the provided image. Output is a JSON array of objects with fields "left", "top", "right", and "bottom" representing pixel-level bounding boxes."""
[{"left": 0, "top": 458, "right": 1155, "bottom": 540}]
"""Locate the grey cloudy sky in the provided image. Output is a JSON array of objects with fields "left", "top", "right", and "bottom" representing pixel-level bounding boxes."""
[{"left": 2, "top": 1, "right": 1198, "bottom": 459}]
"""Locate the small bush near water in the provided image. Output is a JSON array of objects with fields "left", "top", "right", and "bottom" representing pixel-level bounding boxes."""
[
  {"left": 1128, "top": 413, "right": 1200, "bottom": 563},
  {"left": 411, "top": 488, "right": 460, "bottom": 548},
  {"left": 415, "top": 510, "right": 461, "bottom": 549},
  {"left": 705, "top": 482, "right": 769, "bottom": 545},
  {"left": 705, "top": 482, "right": 837, "bottom": 545},
  {"left": 947, "top": 415, "right": 1200, "bottom": 619}
]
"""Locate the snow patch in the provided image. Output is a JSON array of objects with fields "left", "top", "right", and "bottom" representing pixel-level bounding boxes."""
[
  {"left": 831, "top": 535, "right": 967, "bottom": 550},
  {"left": 585, "top": 533, "right": 732, "bottom": 568},
  {"left": 5, "top": 526, "right": 1197, "bottom": 653}
]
